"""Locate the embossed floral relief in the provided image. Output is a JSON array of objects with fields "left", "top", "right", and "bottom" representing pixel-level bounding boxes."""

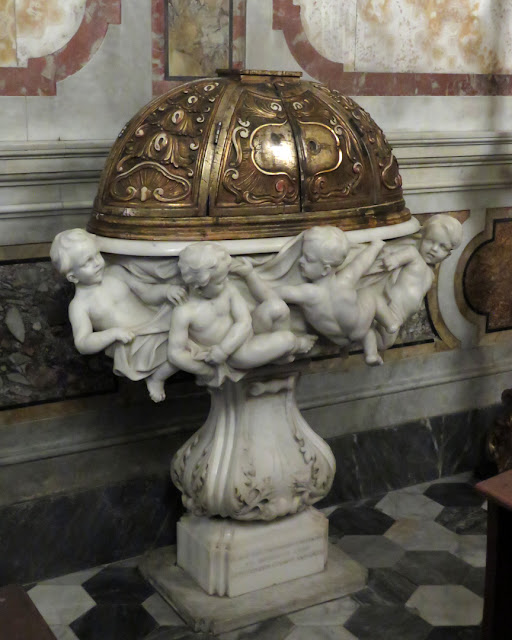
[
  {"left": 105, "top": 80, "right": 225, "bottom": 210},
  {"left": 217, "top": 88, "right": 301, "bottom": 209}
]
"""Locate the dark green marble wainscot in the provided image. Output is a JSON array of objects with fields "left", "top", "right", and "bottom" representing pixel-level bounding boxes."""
[
  {"left": 0, "top": 259, "right": 435, "bottom": 411},
  {"left": 0, "top": 260, "right": 117, "bottom": 409},
  {"left": 0, "top": 404, "right": 496, "bottom": 586}
]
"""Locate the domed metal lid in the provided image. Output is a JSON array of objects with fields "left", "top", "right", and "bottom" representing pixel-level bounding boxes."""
[{"left": 89, "top": 70, "right": 409, "bottom": 241}]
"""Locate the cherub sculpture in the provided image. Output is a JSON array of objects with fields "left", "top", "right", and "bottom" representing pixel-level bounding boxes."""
[
  {"left": 167, "top": 242, "right": 316, "bottom": 386},
  {"left": 373, "top": 214, "right": 463, "bottom": 348},
  {"left": 50, "top": 228, "right": 186, "bottom": 402},
  {"left": 233, "top": 226, "right": 399, "bottom": 366}
]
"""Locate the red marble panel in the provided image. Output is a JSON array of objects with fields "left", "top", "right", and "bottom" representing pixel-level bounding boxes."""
[
  {"left": 0, "top": 0, "right": 121, "bottom": 96},
  {"left": 464, "top": 216, "right": 512, "bottom": 332},
  {"left": 272, "top": 0, "right": 512, "bottom": 96}
]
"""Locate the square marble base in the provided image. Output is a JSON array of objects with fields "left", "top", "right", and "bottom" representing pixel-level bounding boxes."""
[
  {"left": 139, "top": 543, "right": 367, "bottom": 634},
  {"left": 177, "top": 508, "right": 328, "bottom": 597}
]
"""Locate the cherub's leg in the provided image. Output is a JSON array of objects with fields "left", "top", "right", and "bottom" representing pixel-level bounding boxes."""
[
  {"left": 362, "top": 329, "right": 383, "bottom": 366},
  {"left": 229, "top": 331, "right": 316, "bottom": 369},
  {"left": 145, "top": 361, "right": 177, "bottom": 403},
  {"left": 252, "top": 299, "right": 290, "bottom": 334},
  {"left": 375, "top": 296, "right": 400, "bottom": 334}
]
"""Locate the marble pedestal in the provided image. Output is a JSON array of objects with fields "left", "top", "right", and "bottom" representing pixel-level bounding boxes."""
[
  {"left": 177, "top": 508, "right": 328, "bottom": 597},
  {"left": 140, "top": 541, "right": 367, "bottom": 634}
]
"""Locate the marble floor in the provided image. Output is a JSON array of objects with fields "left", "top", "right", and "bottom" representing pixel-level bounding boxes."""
[{"left": 25, "top": 472, "right": 487, "bottom": 640}]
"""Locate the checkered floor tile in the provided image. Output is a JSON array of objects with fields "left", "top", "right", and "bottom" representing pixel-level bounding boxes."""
[{"left": 25, "top": 472, "right": 486, "bottom": 640}]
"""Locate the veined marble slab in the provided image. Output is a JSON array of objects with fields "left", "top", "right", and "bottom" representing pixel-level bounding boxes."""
[
  {"left": 2, "top": 0, "right": 86, "bottom": 68},
  {"left": 294, "top": 0, "right": 512, "bottom": 75},
  {"left": 167, "top": 0, "right": 230, "bottom": 77}
]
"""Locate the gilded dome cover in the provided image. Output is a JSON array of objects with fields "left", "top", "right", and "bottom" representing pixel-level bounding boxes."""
[{"left": 89, "top": 70, "right": 409, "bottom": 241}]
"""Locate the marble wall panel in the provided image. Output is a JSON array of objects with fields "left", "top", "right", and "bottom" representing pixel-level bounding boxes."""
[
  {"left": 0, "top": 97, "right": 27, "bottom": 140},
  {"left": 0, "top": 260, "right": 116, "bottom": 410},
  {"left": 0, "top": 400, "right": 492, "bottom": 584},
  {"left": 0, "top": 0, "right": 121, "bottom": 96},
  {"left": 464, "top": 217, "right": 512, "bottom": 332},
  {"left": 324, "top": 405, "right": 493, "bottom": 505},
  {"left": 355, "top": 0, "right": 512, "bottom": 75},
  {"left": 458, "top": 208, "right": 512, "bottom": 343},
  {"left": 25, "top": 0, "right": 150, "bottom": 140},
  {"left": 0, "top": 0, "right": 17, "bottom": 67},
  {"left": 14, "top": 0, "right": 86, "bottom": 67},
  {"left": 267, "top": 0, "right": 512, "bottom": 95},
  {"left": 296, "top": 0, "right": 356, "bottom": 68},
  {"left": 167, "top": 0, "right": 231, "bottom": 77},
  {"left": 154, "top": 0, "right": 247, "bottom": 94},
  {"left": 0, "top": 475, "right": 182, "bottom": 585}
]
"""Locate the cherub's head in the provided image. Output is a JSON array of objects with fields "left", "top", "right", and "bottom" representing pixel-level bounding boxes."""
[
  {"left": 50, "top": 228, "right": 105, "bottom": 286},
  {"left": 419, "top": 215, "right": 462, "bottom": 265},
  {"left": 178, "top": 242, "right": 231, "bottom": 298},
  {"left": 300, "top": 226, "right": 350, "bottom": 281}
]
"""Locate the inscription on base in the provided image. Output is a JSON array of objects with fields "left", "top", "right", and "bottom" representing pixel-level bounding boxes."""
[{"left": 231, "top": 536, "right": 325, "bottom": 578}]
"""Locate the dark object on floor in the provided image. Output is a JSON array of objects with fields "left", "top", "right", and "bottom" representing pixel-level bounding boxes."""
[
  {"left": 487, "top": 388, "right": 512, "bottom": 473},
  {"left": 476, "top": 469, "right": 512, "bottom": 640},
  {"left": 0, "top": 584, "right": 56, "bottom": 640}
]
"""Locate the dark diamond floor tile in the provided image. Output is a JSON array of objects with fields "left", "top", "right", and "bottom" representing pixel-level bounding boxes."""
[
  {"left": 144, "top": 627, "right": 215, "bottom": 639},
  {"left": 424, "top": 484, "right": 484, "bottom": 508},
  {"left": 344, "top": 604, "right": 432, "bottom": 640},
  {"left": 426, "top": 627, "right": 481, "bottom": 639},
  {"left": 367, "top": 568, "right": 418, "bottom": 604},
  {"left": 394, "top": 551, "right": 472, "bottom": 586},
  {"left": 329, "top": 505, "right": 395, "bottom": 536},
  {"left": 81, "top": 566, "right": 154, "bottom": 604},
  {"left": 462, "top": 566, "right": 486, "bottom": 598},
  {"left": 71, "top": 604, "right": 157, "bottom": 640},
  {"left": 350, "top": 587, "right": 382, "bottom": 606},
  {"left": 217, "top": 616, "right": 295, "bottom": 639},
  {"left": 435, "top": 507, "right": 487, "bottom": 535}
]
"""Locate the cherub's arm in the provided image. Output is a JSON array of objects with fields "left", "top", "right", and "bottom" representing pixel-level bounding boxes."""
[
  {"left": 381, "top": 245, "right": 422, "bottom": 271},
  {"left": 167, "top": 306, "right": 214, "bottom": 376},
  {"left": 113, "top": 266, "right": 186, "bottom": 306},
  {"left": 274, "top": 283, "right": 316, "bottom": 306},
  {"left": 339, "top": 240, "right": 385, "bottom": 285},
  {"left": 230, "top": 258, "right": 316, "bottom": 308},
  {"left": 69, "top": 299, "right": 134, "bottom": 355},
  {"left": 208, "top": 286, "right": 252, "bottom": 363},
  {"left": 230, "top": 258, "right": 278, "bottom": 302}
]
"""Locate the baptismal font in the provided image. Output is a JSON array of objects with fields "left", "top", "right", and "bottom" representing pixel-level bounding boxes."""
[{"left": 51, "top": 70, "right": 462, "bottom": 632}]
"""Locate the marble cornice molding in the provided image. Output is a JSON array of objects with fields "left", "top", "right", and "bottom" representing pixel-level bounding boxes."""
[
  {"left": 0, "top": 140, "right": 109, "bottom": 186},
  {"left": 391, "top": 131, "right": 512, "bottom": 195},
  {"left": 1, "top": 132, "right": 512, "bottom": 245},
  {"left": 298, "top": 351, "right": 512, "bottom": 411}
]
